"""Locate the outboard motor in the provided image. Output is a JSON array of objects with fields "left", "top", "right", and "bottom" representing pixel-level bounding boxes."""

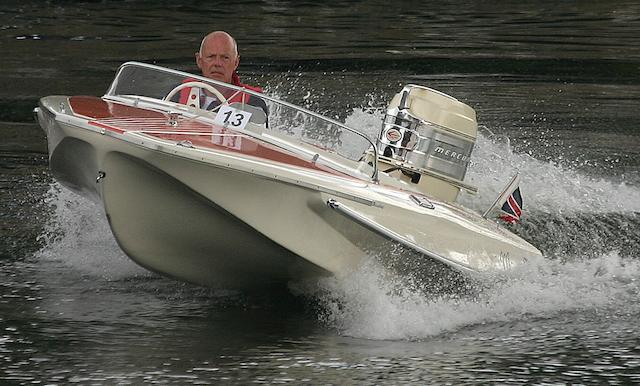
[{"left": 376, "top": 85, "right": 478, "bottom": 202}]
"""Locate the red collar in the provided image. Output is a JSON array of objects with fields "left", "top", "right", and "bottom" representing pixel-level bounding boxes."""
[
  {"left": 231, "top": 72, "right": 242, "bottom": 86},
  {"left": 231, "top": 72, "right": 263, "bottom": 93}
]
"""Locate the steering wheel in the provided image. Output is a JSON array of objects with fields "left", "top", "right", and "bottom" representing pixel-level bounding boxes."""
[{"left": 164, "top": 81, "right": 228, "bottom": 109}]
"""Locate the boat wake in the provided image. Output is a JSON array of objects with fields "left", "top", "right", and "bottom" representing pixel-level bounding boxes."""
[
  {"left": 32, "top": 107, "right": 639, "bottom": 340},
  {"left": 462, "top": 128, "right": 640, "bottom": 214},
  {"left": 293, "top": 108, "right": 640, "bottom": 340},
  {"left": 467, "top": 127, "right": 639, "bottom": 259},
  {"left": 298, "top": 250, "right": 640, "bottom": 340}
]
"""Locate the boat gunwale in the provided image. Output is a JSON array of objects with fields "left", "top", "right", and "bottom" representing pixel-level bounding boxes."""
[
  {"left": 44, "top": 96, "right": 382, "bottom": 208},
  {"left": 106, "top": 61, "right": 381, "bottom": 182}
]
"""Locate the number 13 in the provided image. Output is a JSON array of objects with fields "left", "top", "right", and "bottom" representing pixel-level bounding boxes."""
[
  {"left": 214, "top": 105, "right": 252, "bottom": 130},
  {"left": 222, "top": 110, "right": 245, "bottom": 127}
]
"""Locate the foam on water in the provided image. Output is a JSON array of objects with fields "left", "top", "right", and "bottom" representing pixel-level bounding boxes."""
[
  {"left": 35, "top": 183, "right": 147, "bottom": 280},
  {"left": 301, "top": 108, "right": 640, "bottom": 340},
  {"left": 462, "top": 128, "right": 640, "bottom": 214},
  {"left": 302, "top": 251, "right": 640, "bottom": 340}
]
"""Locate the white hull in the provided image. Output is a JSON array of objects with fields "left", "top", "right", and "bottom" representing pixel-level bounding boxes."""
[
  {"left": 39, "top": 96, "right": 541, "bottom": 289},
  {"left": 36, "top": 63, "right": 542, "bottom": 289}
]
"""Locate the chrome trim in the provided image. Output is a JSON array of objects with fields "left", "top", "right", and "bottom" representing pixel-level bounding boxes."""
[
  {"left": 409, "top": 194, "right": 435, "bottom": 209},
  {"left": 378, "top": 85, "right": 475, "bottom": 182},
  {"left": 375, "top": 155, "right": 478, "bottom": 194},
  {"left": 106, "top": 61, "right": 380, "bottom": 183},
  {"left": 326, "top": 199, "right": 476, "bottom": 274},
  {"left": 176, "top": 140, "right": 194, "bottom": 148},
  {"left": 167, "top": 112, "right": 179, "bottom": 127}
]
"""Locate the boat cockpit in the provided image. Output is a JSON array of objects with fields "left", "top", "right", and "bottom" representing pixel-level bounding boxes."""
[{"left": 105, "top": 62, "right": 480, "bottom": 202}]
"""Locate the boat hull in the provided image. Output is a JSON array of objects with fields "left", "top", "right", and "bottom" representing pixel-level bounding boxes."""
[
  {"left": 101, "top": 151, "right": 331, "bottom": 288},
  {"left": 41, "top": 111, "right": 334, "bottom": 287},
  {"left": 37, "top": 95, "right": 542, "bottom": 289}
]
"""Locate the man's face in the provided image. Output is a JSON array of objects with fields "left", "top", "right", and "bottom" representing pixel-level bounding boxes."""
[{"left": 196, "top": 35, "right": 239, "bottom": 84}]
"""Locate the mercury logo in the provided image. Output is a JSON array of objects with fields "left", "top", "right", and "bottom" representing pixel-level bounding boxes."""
[
  {"left": 385, "top": 128, "right": 402, "bottom": 142},
  {"left": 434, "top": 146, "right": 470, "bottom": 163}
]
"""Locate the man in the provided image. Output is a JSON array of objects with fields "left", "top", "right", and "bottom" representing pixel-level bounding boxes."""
[
  {"left": 180, "top": 31, "right": 267, "bottom": 116},
  {"left": 196, "top": 31, "right": 243, "bottom": 86}
]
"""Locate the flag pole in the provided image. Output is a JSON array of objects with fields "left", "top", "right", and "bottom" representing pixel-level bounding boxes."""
[{"left": 482, "top": 172, "right": 520, "bottom": 219}]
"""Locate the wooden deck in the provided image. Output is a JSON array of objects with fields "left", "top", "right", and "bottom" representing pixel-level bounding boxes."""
[{"left": 69, "top": 96, "right": 342, "bottom": 173}]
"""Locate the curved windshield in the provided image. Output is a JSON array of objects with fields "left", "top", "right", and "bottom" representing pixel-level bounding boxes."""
[{"left": 105, "top": 62, "right": 378, "bottom": 181}]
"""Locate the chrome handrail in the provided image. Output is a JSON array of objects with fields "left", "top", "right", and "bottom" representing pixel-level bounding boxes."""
[{"left": 106, "top": 61, "right": 379, "bottom": 183}]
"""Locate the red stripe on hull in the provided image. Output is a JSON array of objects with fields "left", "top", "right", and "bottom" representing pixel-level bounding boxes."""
[{"left": 68, "top": 96, "right": 344, "bottom": 175}]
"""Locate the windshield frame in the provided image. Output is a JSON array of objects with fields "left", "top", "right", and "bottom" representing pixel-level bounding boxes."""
[{"left": 105, "top": 61, "right": 379, "bottom": 182}]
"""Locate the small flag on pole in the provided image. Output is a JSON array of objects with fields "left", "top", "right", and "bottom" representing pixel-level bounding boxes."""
[
  {"left": 483, "top": 173, "right": 523, "bottom": 224},
  {"left": 499, "top": 185, "right": 522, "bottom": 223}
]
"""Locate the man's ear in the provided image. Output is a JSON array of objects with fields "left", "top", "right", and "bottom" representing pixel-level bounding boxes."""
[{"left": 234, "top": 55, "right": 240, "bottom": 71}]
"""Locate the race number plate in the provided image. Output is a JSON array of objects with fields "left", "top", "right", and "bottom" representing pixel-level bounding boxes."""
[{"left": 213, "top": 105, "right": 252, "bottom": 130}]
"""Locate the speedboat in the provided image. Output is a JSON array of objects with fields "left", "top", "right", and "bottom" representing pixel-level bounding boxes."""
[{"left": 35, "top": 62, "right": 542, "bottom": 288}]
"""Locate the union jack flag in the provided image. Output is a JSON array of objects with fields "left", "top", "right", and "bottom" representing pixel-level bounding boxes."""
[
  {"left": 499, "top": 186, "right": 523, "bottom": 224},
  {"left": 483, "top": 173, "right": 523, "bottom": 224}
]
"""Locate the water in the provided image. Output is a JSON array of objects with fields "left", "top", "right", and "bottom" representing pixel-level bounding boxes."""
[{"left": 2, "top": 1, "right": 640, "bottom": 384}]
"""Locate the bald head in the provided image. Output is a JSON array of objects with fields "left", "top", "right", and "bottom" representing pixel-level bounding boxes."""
[
  {"left": 196, "top": 31, "right": 240, "bottom": 84},
  {"left": 199, "top": 31, "right": 238, "bottom": 56}
]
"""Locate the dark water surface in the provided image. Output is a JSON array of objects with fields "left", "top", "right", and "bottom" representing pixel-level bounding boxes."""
[{"left": 2, "top": 1, "right": 640, "bottom": 384}]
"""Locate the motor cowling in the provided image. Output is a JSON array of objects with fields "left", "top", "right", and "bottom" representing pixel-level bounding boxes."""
[{"left": 376, "top": 84, "right": 478, "bottom": 201}]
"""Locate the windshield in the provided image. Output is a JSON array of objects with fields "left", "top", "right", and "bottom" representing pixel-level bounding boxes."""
[{"left": 105, "top": 62, "right": 378, "bottom": 180}]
